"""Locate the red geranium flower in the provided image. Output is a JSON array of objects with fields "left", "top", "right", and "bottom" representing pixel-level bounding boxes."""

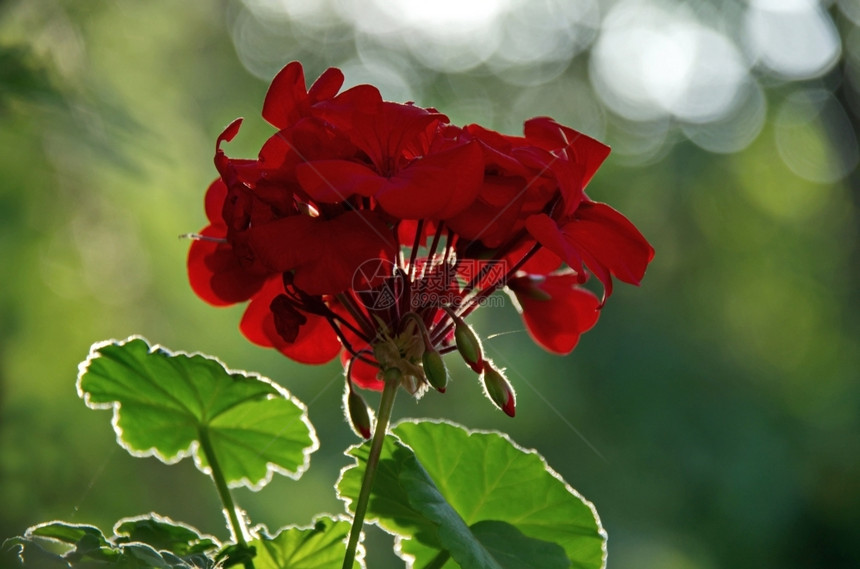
[{"left": 187, "top": 61, "right": 654, "bottom": 422}]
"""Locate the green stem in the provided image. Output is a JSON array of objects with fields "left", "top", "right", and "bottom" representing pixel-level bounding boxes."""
[
  {"left": 198, "top": 426, "right": 254, "bottom": 569},
  {"left": 422, "top": 550, "right": 451, "bottom": 569},
  {"left": 342, "top": 378, "right": 399, "bottom": 569}
]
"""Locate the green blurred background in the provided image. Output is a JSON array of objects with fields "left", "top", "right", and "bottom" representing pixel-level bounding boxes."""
[{"left": 2, "top": 1, "right": 858, "bottom": 567}]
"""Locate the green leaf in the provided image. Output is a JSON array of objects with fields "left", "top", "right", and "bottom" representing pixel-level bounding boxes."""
[
  {"left": 250, "top": 516, "right": 364, "bottom": 569},
  {"left": 337, "top": 420, "right": 606, "bottom": 569},
  {"left": 215, "top": 543, "right": 256, "bottom": 568},
  {"left": 27, "top": 522, "right": 109, "bottom": 548},
  {"left": 469, "top": 521, "right": 570, "bottom": 569},
  {"left": 6, "top": 521, "right": 211, "bottom": 568},
  {"left": 3, "top": 536, "right": 70, "bottom": 568},
  {"left": 77, "top": 337, "right": 318, "bottom": 490},
  {"left": 113, "top": 513, "right": 220, "bottom": 557}
]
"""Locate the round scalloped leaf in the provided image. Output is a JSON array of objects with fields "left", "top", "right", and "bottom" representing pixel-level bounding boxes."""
[
  {"left": 26, "top": 521, "right": 109, "bottom": 547},
  {"left": 250, "top": 516, "right": 365, "bottom": 569},
  {"left": 337, "top": 420, "right": 606, "bottom": 569},
  {"left": 113, "top": 513, "right": 220, "bottom": 557},
  {"left": 77, "top": 337, "right": 318, "bottom": 490},
  {"left": 6, "top": 521, "right": 207, "bottom": 568}
]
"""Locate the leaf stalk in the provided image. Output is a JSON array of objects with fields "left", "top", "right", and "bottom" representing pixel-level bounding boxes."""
[{"left": 198, "top": 426, "right": 254, "bottom": 569}]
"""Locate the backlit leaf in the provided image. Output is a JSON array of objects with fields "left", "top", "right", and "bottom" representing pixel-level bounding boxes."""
[
  {"left": 337, "top": 420, "right": 605, "bottom": 569},
  {"left": 77, "top": 336, "right": 318, "bottom": 490},
  {"left": 251, "top": 516, "right": 364, "bottom": 569},
  {"left": 113, "top": 513, "right": 220, "bottom": 557}
]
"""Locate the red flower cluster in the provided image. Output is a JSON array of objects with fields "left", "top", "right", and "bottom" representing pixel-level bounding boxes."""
[{"left": 188, "top": 62, "right": 653, "bottom": 418}]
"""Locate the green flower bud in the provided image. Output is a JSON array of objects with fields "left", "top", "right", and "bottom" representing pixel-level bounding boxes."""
[
  {"left": 481, "top": 361, "right": 516, "bottom": 417},
  {"left": 422, "top": 349, "right": 449, "bottom": 392},
  {"left": 346, "top": 390, "right": 372, "bottom": 439},
  {"left": 454, "top": 319, "right": 483, "bottom": 372}
]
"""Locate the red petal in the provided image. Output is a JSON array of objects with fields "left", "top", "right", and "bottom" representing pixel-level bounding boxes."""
[
  {"left": 509, "top": 273, "right": 601, "bottom": 354},
  {"left": 262, "top": 62, "right": 308, "bottom": 130},
  {"left": 239, "top": 278, "right": 341, "bottom": 364},
  {"left": 525, "top": 203, "right": 653, "bottom": 302},
  {"left": 313, "top": 84, "right": 383, "bottom": 124},
  {"left": 446, "top": 176, "right": 526, "bottom": 248},
  {"left": 296, "top": 160, "right": 386, "bottom": 203},
  {"left": 260, "top": 62, "right": 351, "bottom": 129},
  {"left": 524, "top": 213, "right": 584, "bottom": 270},
  {"left": 187, "top": 225, "right": 266, "bottom": 306},
  {"left": 376, "top": 141, "right": 484, "bottom": 219},
  {"left": 504, "top": 240, "right": 563, "bottom": 275},
  {"left": 523, "top": 117, "right": 611, "bottom": 187},
  {"left": 307, "top": 67, "right": 345, "bottom": 101},
  {"left": 204, "top": 179, "right": 228, "bottom": 224},
  {"left": 562, "top": 202, "right": 654, "bottom": 289},
  {"left": 245, "top": 211, "right": 396, "bottom": 295},
  {"left": 217, "top": 118, "right": 244, "bottom": 148},
  {"left": 464, "top": 123, "right": 529, "bottom": 175}
]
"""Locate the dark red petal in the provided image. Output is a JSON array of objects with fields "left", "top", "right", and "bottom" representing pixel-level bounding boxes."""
[
  {"left": 270, "top": 294, "right": 307, "bottom": 343},
  {"left": 307, "top": 67, "right": 345, "bottom": 102},
  {"left": 524, "top": 213, "right": 584, "bottom": 270},
  {"left": 296, "top": 160, "right": 386, "bottom": 203},
  {"left": 217, "top": 117, "right": 244, "bottom": 148},
  {"left": 214, "top": 118, "right": 251, "bottom": 192},
  {"left": 446, "top": 176, "right": 526, "bottom": 248},
  {"left": 463, "top": 123, "right": 529, "bottom": 175},
  {"left": 245, "top": 211, "right": 396, "bottom": 295},
  {"left": 375, "top": 141, "right": 484, "bottom": 219},
  {"left": 244, "top": 215, "right": 316, "bottom": 273},
  {"left": 291, "top": 212, "right": 396, "bottom": 295},
  {"left": 314, "top": 84, "right": 383, "bottom": 123},
  {"left": 513, "top": 146, "right": 586, "bottom": 217},
  {"left": 239, "top": 278, "right": 341, "bottom": 364},
  {"left": 328, "top": 100, "right": 443, "bottom": 169},
  {"left": 523, "top": 117, "right": 611, "bottom": 187},
  {"left": 187, "top": 225, "right": 266, "bottom": 306},
  {"left": 262, "top": 61, "right": 308, "bottom": 129},
  {"left": 509, "top": 273, "right": 601, "bottom": 355},
  {"left": 504, "top": 240, "right": 563, "bottom": 275}
]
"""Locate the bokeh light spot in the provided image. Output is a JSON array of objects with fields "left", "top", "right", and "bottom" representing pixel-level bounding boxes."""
[
  {"left": 743, "top": 1, "right": 841, "bottom": 80},
  {"left": 775, "top": 89, "right": 859, "bottom": 184},
  {"left": 590, "top": 0, "right": 749, "bottom": 124}
]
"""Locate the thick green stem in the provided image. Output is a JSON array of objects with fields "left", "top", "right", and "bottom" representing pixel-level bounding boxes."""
[
  {"left": 199, "top": 426, "right": 254, "bottom": 569},
  {"left": 342, "top": 378, "right": 399, "bottom": 569}
]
